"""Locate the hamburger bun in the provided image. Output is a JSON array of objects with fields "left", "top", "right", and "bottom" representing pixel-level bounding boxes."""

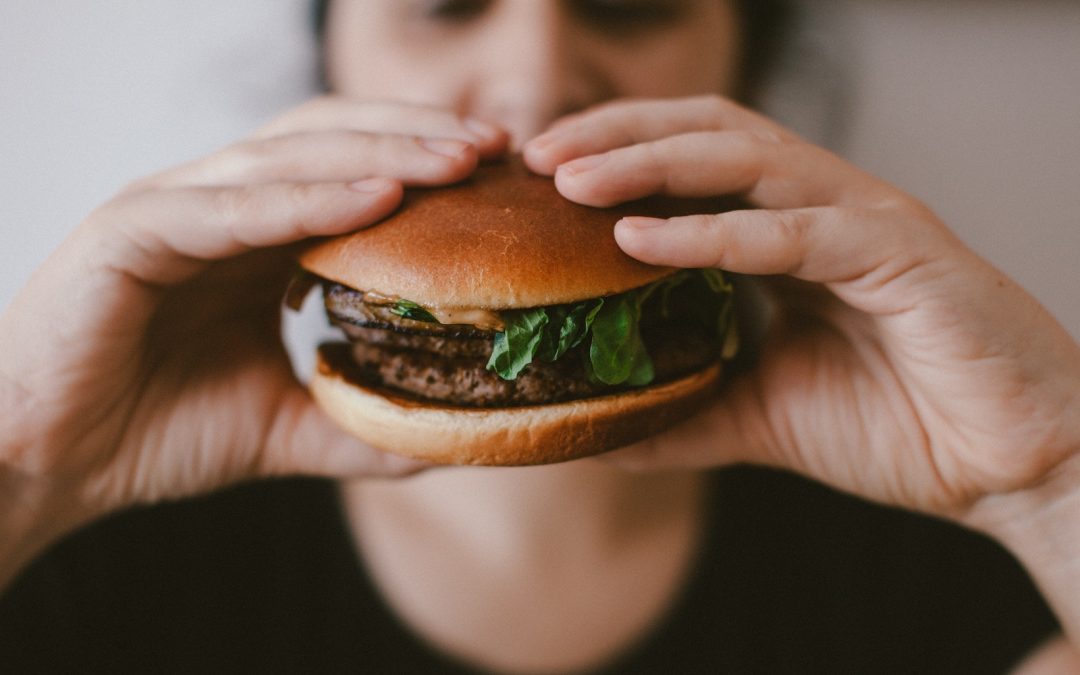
[
  {"left": 312, "top": 344, "right": 723, "bottom": 466},
  {"left": 299, "top": 157, "right": 705, "bottom": 309},
  {"left": 298, "top": 157, "right": 734, "bottom": 466}
]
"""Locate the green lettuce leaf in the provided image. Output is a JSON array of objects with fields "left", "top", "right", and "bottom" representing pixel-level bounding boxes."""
[
  {"left": 486, "top": 308, "right": 549, "bottom": 380},
  {"left": 588, "top": 295, "right": 653, "bottom": 385},
  {"left": 534, "top": 306, "right": 567, "bottom": 363},
  {"left": 554, "top": 299, "right": 604, "bottom": 361},
  {"left": 484, "top": 269, "right": 736, "bottom": 385}
]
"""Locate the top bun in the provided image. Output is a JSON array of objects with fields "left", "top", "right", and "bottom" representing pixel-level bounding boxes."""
[{"left": 300, "top": 156, "right": 711, "bottom": 309}]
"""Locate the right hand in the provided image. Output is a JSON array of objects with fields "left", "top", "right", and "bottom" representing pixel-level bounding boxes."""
[{"left": 0, "top": 98, "right": 508, "bottom": 554}]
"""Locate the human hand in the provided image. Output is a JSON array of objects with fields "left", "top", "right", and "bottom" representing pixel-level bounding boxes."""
[
  {"left": 524, "top": 95, "right": 1080, "bottom": 521},
  {"left": 0, "top": 98, "right": 508, "bottom": 569}
]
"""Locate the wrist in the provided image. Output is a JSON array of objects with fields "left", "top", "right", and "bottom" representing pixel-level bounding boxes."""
[
  {"left": 0, "top": 360, "right": 107, "bottom": 588},
  {"left": 966, "top": 451, "right": 1080, "bottom": 643},
  {"left": 0, "top": 473, "right": 71, "bottom": 588},
  {"left": 0, "top": 444, "right": 97, "bottom": 589}
]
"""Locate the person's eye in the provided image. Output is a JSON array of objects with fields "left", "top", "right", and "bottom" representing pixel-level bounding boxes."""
[
  {"left": 415, "top": 0, "right": 493, "bottom": 24},
  {"left": 571, "top": 0, "right": 686, "bottom": 33}
]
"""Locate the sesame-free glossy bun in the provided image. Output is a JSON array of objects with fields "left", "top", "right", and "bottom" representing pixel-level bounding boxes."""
[
  {"left": 300, "top": 156, "right": 717, "bottom": 309},
  {"left": 311, "top": 345, "right": 724, "bottom": 466}
]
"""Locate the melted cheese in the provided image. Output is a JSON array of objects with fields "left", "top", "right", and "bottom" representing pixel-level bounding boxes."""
[
  {"left": 360, "top": 290, "right": 504, "bottom": 331},
  {"left": 427, "top": 307, "right": 505, "bottom": 332}
]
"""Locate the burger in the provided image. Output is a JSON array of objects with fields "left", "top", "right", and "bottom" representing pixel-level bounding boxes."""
[{"left": 288, "top": 157, "right": 739, "bottom": 466}]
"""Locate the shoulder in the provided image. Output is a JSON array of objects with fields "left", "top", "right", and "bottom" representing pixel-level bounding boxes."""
[{"left": 0, "top": 478, "right": 347, "bottom": 669}]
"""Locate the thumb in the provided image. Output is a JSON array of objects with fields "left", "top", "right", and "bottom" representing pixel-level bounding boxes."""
[
  {"left": 599, "top": 373, "right": 777, "bottom": 473},
  {"left": 259, "top": 387, "right": 429, "bottom": 480}
]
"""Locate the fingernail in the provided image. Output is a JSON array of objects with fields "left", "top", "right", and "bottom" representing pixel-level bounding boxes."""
[
  {"left": 620, "top": 217, "right": 667, "bottom": 228},
  {"left": 560, "top": 153, "right": 607, "bottom": 176},
  {"left": 419, "top": 137, "right": 470, "bottom": 158},
  {"left": 464, "top": 117, "right": 501, "bottom": 140},
  {"left": 348, "top": 177, "right": 393, "bottom": 193}
]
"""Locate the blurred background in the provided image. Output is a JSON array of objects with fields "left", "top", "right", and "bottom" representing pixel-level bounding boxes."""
[{"left": 2, "top": 0, "right": 1078, "bottom": 339}]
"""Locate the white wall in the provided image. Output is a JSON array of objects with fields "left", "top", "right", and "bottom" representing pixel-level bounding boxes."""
[
  {"left": 0, "top": 0, "right": 317, "bottom": 305},
  {"left": 2, "top": 1, "right": 1078, "bottom": 338},
  {"left": 839, "top": 0, "right": 1080, "bottom": 337}
]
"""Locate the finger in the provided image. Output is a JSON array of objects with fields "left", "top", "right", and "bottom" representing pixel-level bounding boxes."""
[
  {"left": 553, "top": 130, "right": 892, "bottom": 210},
  {"left": 260, "top": 388, "right": 429, "bottom": 480},
  {"left": 254, "top": 97, "right": 509, "bottom": 158},
  {"left": 83, "top": 178, "right": 403, "bottom": 288},
  {"left": 600, "top": 376, "right": 771, "bottom": 473},
  {"left": 599, "top": 333, "right": 861, "bottom": 483},
  {"left": 601, "top": 316, "right": 960, "bottom": 512},
  {"left": 135, "top": 131, "right": 479, "bottom": 190},
  {"left": 524, "top": 95, "right": 790, "bottom": 174},
  {"left": 598, "top": 312, "right": 879, "bottom": 478},
  {"left": 614, "top": 207, "right": 958, "bottom": 311}
]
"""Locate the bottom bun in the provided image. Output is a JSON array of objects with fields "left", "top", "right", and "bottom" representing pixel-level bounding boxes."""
[{"left": 310, "top": 344, "right": 724, "bottom": 466}]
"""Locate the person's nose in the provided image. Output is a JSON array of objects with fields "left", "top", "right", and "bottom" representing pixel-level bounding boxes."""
[{"left": 465, "top": 2, "right": 609, "bottom": 148}]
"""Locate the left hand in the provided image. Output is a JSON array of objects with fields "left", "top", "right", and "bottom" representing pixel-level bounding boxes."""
[{"left": 523, "top": 95, "right": 1080, "bottom": 522}]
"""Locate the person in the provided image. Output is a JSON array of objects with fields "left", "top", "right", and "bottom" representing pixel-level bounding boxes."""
[{"left": 1, "top": 0, "right": 1078, "bottom": 672}]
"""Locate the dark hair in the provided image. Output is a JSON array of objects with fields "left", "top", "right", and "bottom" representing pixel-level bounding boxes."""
[{"left": 311, "top": 0, "right": 793, "bottom": 103}]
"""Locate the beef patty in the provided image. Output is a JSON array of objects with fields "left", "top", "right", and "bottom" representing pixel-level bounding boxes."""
[
  {"left": 322, "top": 282, "right": 721, "bottom": 407},
  {"left": 326, "top": 323, "right": 715, "bottom": 407}
]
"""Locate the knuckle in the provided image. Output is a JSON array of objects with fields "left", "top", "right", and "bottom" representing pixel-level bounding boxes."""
[
  {"left": 862, "top": 194, "right": 949, "bottom": 244},
  {"left": 892, "top": 196, "right": 939, "bottom": 225},
  {"left": 581, "top": 97, "right": 648, "bottom": 124},
  {"left": 730, "top": 128, "right": 786, "bottom": 153},
  {"left": 81, "top": 190, "right": 145, "bottom": 234},
  {"left": 701, "top": 93, "right": 737, "bottom": 118},
  {"left": 622, "top": 96, "right": 663, "bottom": 116},
  {"left": 355, "top": 103, "right": 395, "bottom": 129},
  {"left": 772, "top": 209, "right": 812, "bottom": 244},
  {"left": 360, "top": 101, "right": 451, "bottom": 130},
  {"left": 81, "top": 200, "right": 117, "bottom": 231},
  {"left": 726, "top": 129, "right": 762, "bottom": 153},
  {"left": 340, "top": 128, "right": 379, "bottom": 150},
  {"left": 216, "top": 138, "right": 273, "bottom": 176},
  {"left": 638, "top": 139, "right": 667, "bottom": 169},
  {"left": 303, "top": 94, "right": 337, "bottom": 112},
  {"left": 279, "top": 98, "right": 321, "bottom": 124},
  {"left": 300, "top": 129, "right": 381, "bottom": 162},
  {"left": 718, "top": 132, "right": 769, "bottom": 184},
  {"left": 255, "top": 101, "right": 315, "bottom": 137},
  {"left": 701, "top": 213, "right": 737, "bottom": 267},
  {"left": 117, "top": 174, "right": 160, "bottom": 196},
  {"left": 290, "top": 94, "right": 337, "bottom": 118},
  {"left": 212, "top": 185, "right": 260, "bottom": 227},
  {"left": 587, "top": 98, "right": 627, "bottom": 117},
  {"left": 747, "top": 128, "right": 786, "bottom": 146},
  {"left": 370, "top": 101, "right": 462, "bottom": 132},
  {"left": 285, "top": 181, "right": 326, "bottom": 209},
  {"left": 770, "top": 210, "right": 814, "bottom": 274}
]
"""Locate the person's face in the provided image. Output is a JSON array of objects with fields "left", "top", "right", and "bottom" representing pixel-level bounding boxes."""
[{"left": 325, "top": 0, "right": 741, "bottom": 144}]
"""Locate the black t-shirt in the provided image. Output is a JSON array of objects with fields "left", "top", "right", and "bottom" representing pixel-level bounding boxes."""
[{"left": 0, "top": 466, "right": 1057, "bottom": 674}]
